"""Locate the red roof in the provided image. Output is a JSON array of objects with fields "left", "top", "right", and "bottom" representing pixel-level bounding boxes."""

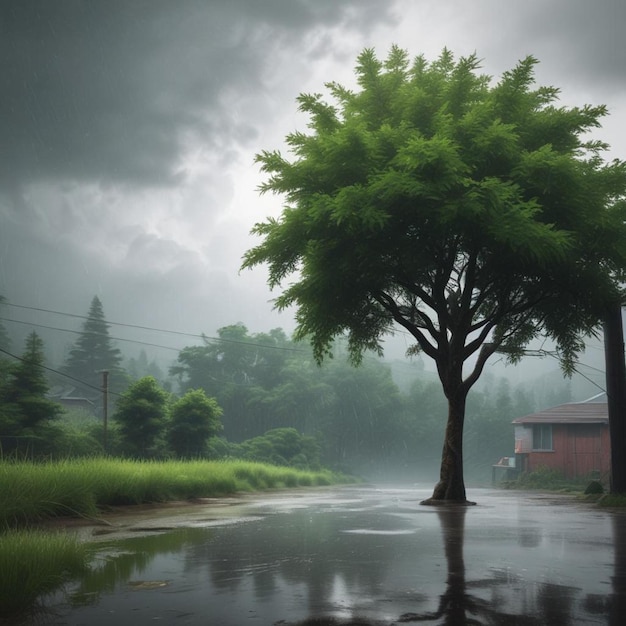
[{"left": 512, "top": 401, "right": 608, "bottom": 425}]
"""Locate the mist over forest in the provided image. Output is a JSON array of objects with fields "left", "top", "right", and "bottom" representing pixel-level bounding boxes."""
[{"left": 0, "top": 294, "right": 606, "bottom": 483}]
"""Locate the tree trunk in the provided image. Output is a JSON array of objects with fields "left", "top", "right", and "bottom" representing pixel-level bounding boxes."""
[
  {"left": 604, "top": 303, "right": 626, "bottom": 494},
  {"left": 422, "top": 392, "right": 473, "bottom": 503}
]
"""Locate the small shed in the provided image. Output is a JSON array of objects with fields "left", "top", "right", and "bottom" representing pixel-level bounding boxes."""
[
  {"left": 512, "top": 393, "right": 610, "bottom": 480},
  {"left": 48, "top": 386, "right": 97, "bottom": 415}
]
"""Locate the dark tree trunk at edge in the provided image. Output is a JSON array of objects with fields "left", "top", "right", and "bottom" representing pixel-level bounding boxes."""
[
  {"left": 604, "top": 303, "right": 626, "bottom": 494},
  {"left": 423, "top": 393, "right": 473, "bottom": 504}
]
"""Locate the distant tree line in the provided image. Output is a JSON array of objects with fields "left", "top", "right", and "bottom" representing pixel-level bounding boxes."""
[{"left": 0, "top": 294, "right": 567, "bottom": 481}]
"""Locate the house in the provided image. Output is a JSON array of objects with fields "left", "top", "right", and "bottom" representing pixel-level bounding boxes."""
[
  {"left": 511, "top": 393, "right": 610, "bottom": 480},
  {"left": 48, "top": 386, "right": 97, "bottom": 415}
]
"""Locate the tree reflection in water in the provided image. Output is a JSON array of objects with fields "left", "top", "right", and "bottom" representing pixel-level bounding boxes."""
[
  {"left": 36, "top": 488, "right": 625, "bottom": 625},
  {"left": 397, "top": 505, "right": 574, "bottom": 626},
  {"left": 610, "top": 513, "right": 626, "bottom": 626}
]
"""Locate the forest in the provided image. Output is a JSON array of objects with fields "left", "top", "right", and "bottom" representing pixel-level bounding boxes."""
[{"left": 0, "top": 294, "right": 578, "bottom": 483}]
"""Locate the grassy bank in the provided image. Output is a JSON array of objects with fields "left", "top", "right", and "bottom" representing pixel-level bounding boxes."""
[
  {"left": 0, "top": 457, "right": 349, "bottom": 528},
  {"left": 0, "top": 457, "right": 351, "bottom": 618},
  {"left": 0, "top": 529, "right": 90, "bottom": 616}
]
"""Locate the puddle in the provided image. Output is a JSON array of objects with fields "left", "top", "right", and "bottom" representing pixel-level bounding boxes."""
[
  {"left": 23, "top": 485, "right": 626, "bottom": 625},
  {"left": 341, "top": 528, "right": 416, "bottom": 535}
]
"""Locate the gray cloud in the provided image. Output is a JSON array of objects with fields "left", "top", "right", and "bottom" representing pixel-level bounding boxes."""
[
  {"left": 444, "top": 0, "right": 626, "bottom": 94},
  {"left": 0, "top": 0, "right": 623, "bottom": 368},
  {"left": 0, "top": 0, "right": 391, "bottom": 189}
]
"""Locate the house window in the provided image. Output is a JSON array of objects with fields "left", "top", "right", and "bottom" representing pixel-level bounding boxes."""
[{"left": 532, "top": 424, "right": 553, "bottom": 451}]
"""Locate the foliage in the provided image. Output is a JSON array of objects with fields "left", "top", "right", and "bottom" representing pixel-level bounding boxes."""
[
  {"left": 125, "top": 349, "right": 167, "bottom": 387},
  {"left": 243, "top": 46, "right": 626, "bottom": 500},
  {"left": 584, "top": 479, "right": 604, "bottom": 495},
  {"left": 0, "top": 457, "right": 350, "bottom": 528},
  {"left": 507, "top": 465, "right": 585, "bottom": 491},
  {"left": 170, "top": 322, "right": 543, "bottom": 479},
  {"left": 113, "top": 376, "right": 170, "bottom": 458},
  {"left": 229, "top": 427, "right": 321, "bottom": 469},
  {"left": 170, "top": 324, "right": 294, "bottom": 395},
  {"left": 0, "top": 529, "right": 89, "bottom": 618},
  {"left": 0, "top": 332, "right": 64, "bottom": 456},
  {"left": 61, "top": 295, "right": 127, "bottom": 401},
  {"left": 0, "top": 458, "right": 347, "bottom": 617},
  {"left": 0, "top": 294, "right": 10, "bottom": 351},
  {"left": 596, "top": 493, "right": 626, "bottom": 507},
  {"left": 48, "top": 409, "right": 105, "bottom": 458},
  {"left": 167, "top": 388, "right": 223, "bottom": 457}
]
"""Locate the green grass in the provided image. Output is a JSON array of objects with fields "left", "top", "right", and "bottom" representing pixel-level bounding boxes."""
[
  {"left": 0, "top": 457, "right": 351, "bottom": 618},
  {"left": 0, "top": 457, "right": 351, "bottom": 528},
  {"left": 0, "top": 529, "right": 90, "bottom": 616},
  {"left": 594, "top": 493, "right": 626, "bottom": 507}
]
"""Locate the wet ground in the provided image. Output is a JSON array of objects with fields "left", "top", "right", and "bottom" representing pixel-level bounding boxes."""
[{"left": 32, "top": 485, "right": 626, "bottom": 624}]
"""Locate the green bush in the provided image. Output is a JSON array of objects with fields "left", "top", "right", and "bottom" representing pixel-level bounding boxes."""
[
  {"left": 584, "top": 480, "right": 604, "bottom": 495},
  {"left": 235, "top": 428, "right": 321, "bottom": 469},
  {"left": 517, "top": 466, "right": 566, "bottom": 488}
]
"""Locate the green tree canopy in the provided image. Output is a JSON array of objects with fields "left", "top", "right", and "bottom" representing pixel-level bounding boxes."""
[
  {"left": 168, "top": 389, "right": 223, "bottom": 458},
  {"left": 170, "top": 324, "right": 295, "bottom": 399},
  {"left": 243, "top": 47, "right": 626, "bottom": 502},
  {"left": 233, "top": 427, "right": 321, "bottom": 469},
  {"left": 114, "top": 376, "right": 169, "bottom": 458}
]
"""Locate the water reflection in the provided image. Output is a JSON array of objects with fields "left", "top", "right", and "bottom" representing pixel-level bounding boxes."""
[
  {"left": 398, "top": 506, "right": 469, "bottom": 623},
  {"left": 32, "top": 488, "right": 626, "bottom": 625},
  {"left": 395, "top": 505, "right": 568, "bottom": 625},
  {"left": 68, "top": 529, "right": 207, "bottom": 606},
  {"left": 610, "top": 513, "right": 626, "bottom": 625}
]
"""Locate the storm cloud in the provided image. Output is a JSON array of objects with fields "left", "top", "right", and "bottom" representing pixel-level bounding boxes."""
[{"left": 0, "top": 0, "right": 624, "bottom": 366}]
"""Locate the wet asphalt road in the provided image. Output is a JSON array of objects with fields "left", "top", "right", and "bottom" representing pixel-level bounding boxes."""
[{"left": 37, "top": 485, "right": 626, "bottom": 625}]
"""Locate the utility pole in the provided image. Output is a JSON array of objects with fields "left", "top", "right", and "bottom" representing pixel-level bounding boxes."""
[
  {"left": 101, "top": 370, "right": 109, "bottom": 454},
  {"left": 604, "top": 303, "right": 626, "bottom": 494}
]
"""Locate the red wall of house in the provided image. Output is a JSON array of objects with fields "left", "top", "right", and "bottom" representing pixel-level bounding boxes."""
[{"left": 527, "top": 424, "right": 611, "bottom": 480}]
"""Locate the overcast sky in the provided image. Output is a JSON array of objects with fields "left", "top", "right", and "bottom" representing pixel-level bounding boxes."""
[{"left": 1, "top": 0, "right": 624, "bottom": 368}]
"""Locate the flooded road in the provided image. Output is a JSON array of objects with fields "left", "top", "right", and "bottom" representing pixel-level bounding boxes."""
[{"left": 39, "top": 485, "right": 626, "bottom": 625}]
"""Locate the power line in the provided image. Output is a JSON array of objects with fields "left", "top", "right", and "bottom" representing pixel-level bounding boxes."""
[
  {"left": 0, "top": 346, "right": 121, "bottom": 397},
  {"left": 1, "top": 302, "right": 306, "bottom": 353},
  {"left": 541, "top": 350, "right": 606, "bottom": 393},
  {"left": 0, "top": 316, "right": 183, "bottom": 353},
  {"left": 4, "top": 302, "right": 203, "bottom": 339}
]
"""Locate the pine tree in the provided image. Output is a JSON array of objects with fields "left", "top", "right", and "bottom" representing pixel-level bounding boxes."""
[
  {"left": 0, "top": 294, "right": 10, "bottom": 352},
  {"left": 0, "top": 295, "right": 12, "bottom": 404},
  {"left": 1, "top": 332, "right": 63, "bottom": 453},
  {"left": 62, "top": 296, "right": 126, "bottom": 400}
]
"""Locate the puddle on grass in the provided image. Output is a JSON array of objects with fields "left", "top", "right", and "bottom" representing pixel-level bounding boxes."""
[{"left": 20, "top": 486, "right": 626, "bottom": 625}]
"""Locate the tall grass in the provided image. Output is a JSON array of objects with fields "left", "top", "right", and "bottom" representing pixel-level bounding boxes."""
[
  {"left": 0, "top": 457, "right": 349, "bottom": 617},
  {"left": 0, "top": 457, "right": 348, "bottom": 528},
  {"left": 0, "top": 529, "right": 90, "bottom": 616}
]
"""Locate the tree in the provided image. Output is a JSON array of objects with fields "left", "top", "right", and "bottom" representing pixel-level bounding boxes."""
[
  {"left": 242, "top": 47, "right": 626, "bottom": 502},
  {"left": 170, "top": 324, "right": 298, "bottom": 441},
  {"left": 233, "top": 427, "right": 321, "bottom": 469},
  {"left": 168, "top": 389, "right": 223, "bottom": 458},
  {"left": 171, "top": 324, "right": 292, "bottom": 395},
  {"left": 62, "top": 296, "right": 126, "bottom": 401},
  {"left": 114, "top": 376, "right": 169, "bottom": 457},
  {"left": 0, "top": 296, "right": 12, "bottom": 414},
  {"left": 0, "top": 332, "right": 63, "bottom": 453},
  {"left": 0, "top": 295, "right": 10, "bottom": 352}
]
